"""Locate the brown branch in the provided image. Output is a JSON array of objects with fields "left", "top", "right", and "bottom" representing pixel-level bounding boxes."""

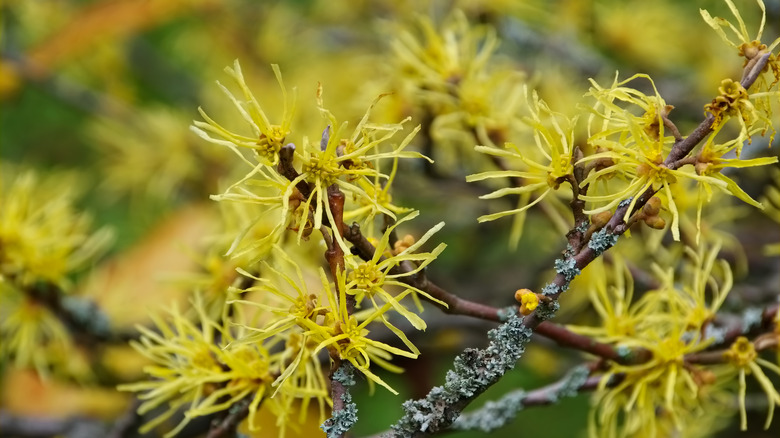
[
  {"left": 341, "top": 221, "right": 632, "bottom": 364},
  {"left": 206, "top": 397, "right": 251, "bottom": 438},
  {"left": 568, "top": 147, "right": 590, "bottom": 251},
  {"left": 662, "top": 113, "right": 683, "bottom": 142},
  {"left": 686, "top": 317, "right": 779, "bottom": 366},
  {"left": 705, "top": 303, "right": 779, "bottom": 352},
  {"left": 277, "top": 143, "right": 314, "bottom": 200},
  {"left": 535, "top": 321, "right": 650, "bottom": 364},
  {"left": 365, "top": 368, "right": 625, "bottom": 438},
  {"left": 665, "top": 52, "right": 771, "bottom": 167},
  {"left": 323, "top": 186, "right": 355, "bottom": 438},
  {"left": 324, "top": 186, "right": 346, "bottom": 283},
  {"left": 17, "top": 277, "right": 135, "bottom": 345}
]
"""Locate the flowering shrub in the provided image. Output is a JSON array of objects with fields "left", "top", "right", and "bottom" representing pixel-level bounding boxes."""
[{"left": 1, "top": 1, "right": 779, "bottom": 437}]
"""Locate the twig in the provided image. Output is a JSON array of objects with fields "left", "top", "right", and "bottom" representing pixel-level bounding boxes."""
[
  {"left": 322, "top": 363, "right": 358, "bottom": 438},
  {"left": 20, "top": 277, "right": 132, "bottom": 345},
  {"left": 206, "top": 397, "right": 251, "bottom": 438},
  {"left": 341, "top": 221, "right": 632, "bottom": 363},
  {"left": 449, "top": 366, "right": 616, "bottom": 433},
  {"left": 277, "top": 144, "right": 313, "bottom": 200}
]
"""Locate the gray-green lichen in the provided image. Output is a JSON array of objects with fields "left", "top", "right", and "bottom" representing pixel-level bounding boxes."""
[
  {"left": 741, "top": 307, "right": 763, "bottom": 333},
  {"left": 587, "top": 228, "right": 619, "bottom": 256},
  {"left": 615, "top": 345, "right": 633, "bottom": 360},
  {"left": 533, "top": 300, "right": 560, "bottom": 321},
  {"left": 554, "top": 257, "right": 580, "bottom": 282},
  {"left": 451, "top": 390, "right": 527, "bottom": 432},
  {"left": 497, "top": 305, "right": 518, "bottom": 322},
  {"left": 321, "top": 364, "right": 358, "bottom": 438},
  {"left": 451, "top": 365, "right": 590, "bottom": 432},
  {"left": 390, "top": 314, "right": 532, "bottom": 436},
  {"left": 541, "top": 283, "right": 562, "bottom": 296},
  {"left": 549, "top": 365, "right": 590, "bottom": 401}
]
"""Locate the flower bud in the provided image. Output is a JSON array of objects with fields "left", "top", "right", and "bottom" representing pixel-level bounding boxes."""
[
  {"left": 515, "top": 288, "right": 540, "bottom": 315},
  {"left": 643, "top": 197, "right": 662, "bottom": 217},
  {"left": 393, "top": 234, "right": 416, "bottom": 255},
  {"left": 591, "top": 211, "right": 613, "bottom": 228},
  {"left": 643, "top": 215, "right": 666, "bottom": 229}
]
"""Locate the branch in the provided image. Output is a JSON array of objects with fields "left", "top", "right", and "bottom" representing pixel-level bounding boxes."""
[
  {"left": 534, "top": 321, "right": 650, "bottom": 364},
  {"left": 342, "top": 221, "right": 629, "bottom": 363},
  {"left": 21, "top": 278, "right": 132, "bottom": 345},
  {"left": 206, "top": 397, "right": 251, "bottom": 438},
  {"left": 449, "top": 365, "right": 617, "bottom": 433},
  {"left": 386, "top": 313, "right": 532, "bottom": 437},
  {"left": 322, "top": 363, "right": 358, "bottom": 438},
  {"left": 277, "top": 143, "right": 314, "bottom": 201},
  {"left": 664, "top": 53, "right": 770, "bottom": 166}
]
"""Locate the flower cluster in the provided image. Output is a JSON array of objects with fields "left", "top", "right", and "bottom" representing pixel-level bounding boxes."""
[
  {"left": 569, "top": 242, "right": 780, "bottom": 436},
  {"left": 390, "top": 10, "right": 526, "bottom": 172},
  {"left": 191, "top": 60, "right": 426, "bottom": 263},
  {"left": 0, "top": 166, "right": 112, "bottom": 288},
  {"left": 701, "top": 0, "right": 780, "bottom": 147},
  {"left": 0, "top": 166, "right": 111, "bottom": 378},
  {"left": 232, "top": 213, "right": 446, "bottom": 394},
  {"left": 467, "top": 86, "right": 578, "bottom": 246},
  {"left": 119, "top": 296, "right": 317, "bottom": 437},
  {"left": 122, "top": 60, "right": 448, "bottom": 434}
]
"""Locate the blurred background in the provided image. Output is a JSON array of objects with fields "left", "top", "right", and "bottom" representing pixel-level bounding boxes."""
[{"left": 2, "top": 0, "right": 779, "bottom": 437}]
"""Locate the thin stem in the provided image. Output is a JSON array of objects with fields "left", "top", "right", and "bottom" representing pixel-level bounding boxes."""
[{"left": 206, "top": 397, "right": 251, "bottom": 438}]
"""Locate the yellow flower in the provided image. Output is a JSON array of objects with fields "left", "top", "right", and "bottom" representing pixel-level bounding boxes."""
[
  {"left": 701, "top": 0, "right": 780, "bottom": 145},
  {"left": 292, "top": 90, "right": 427, "bottom": 238},
  {"left": 0, "top": 166, "right": 111, "bottom": 379},
  {"left": 567, "top": 254, "right": 646, "bottom": 344},
  {"left": 119, "top": 295, "right": 320, "bottom": 437},
  {"left": 468, "top": 86, "right": 577, "bottom": 247},
  {"left": 578, "top": 74, "right": 683, "bottom": 231},
  {"left": 193, "top": 62, "right": 430, "bottom": 251},
  {"left": 592, "top": 329, "right": 708, "bottom": 437},
  {"left": 191, "top": 60, "right": 295, "bottom": 166},
  {"left": 722, "top": 337, "right": 780, "bottom": 430},
  {"left": 0, "top": 281, "right": 78, "bottom": 378},
  {"left": 230, "top": 238, "right": 434, "bottom": 396},
  {"left": 345, "top": 210, "right": 447, "bottom": 329},
  {"left": 578, "top": 73, "right": 777, "bottom": 241},
  {"left": 671, "top": 242, "right": 732, "bottom": 331},
  {"left": 390, "top": 11, "right": 525, "bottom": 173},
  {"left": 210, "top": 165, "right": 299, "bottom": 264},
  {"left": 390, "top": 11, "right": 498, "bottom": 96},
  {"left": 313, "top": 266, "right": 419, "bottom": 394},
  {"left": 573, "top": 244, "right": 751, "bottom": 436},
  {"left": 89, "top": 106, "right": 217, "bottom": 200},
  {"left": 680, "top": 124, "right": 778, "bottom": 243},
  {"left": 700, "top": 0, "right": 780, "bottom": 57},
  {"left": 343, "top": 157, "right": 415, "bottom": 230},
  {"left": 514, "top": 289, "right": 539, "bottom": 316},
  {"left": 0, "top": 166, "right": 112, "bottom": 288}
]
